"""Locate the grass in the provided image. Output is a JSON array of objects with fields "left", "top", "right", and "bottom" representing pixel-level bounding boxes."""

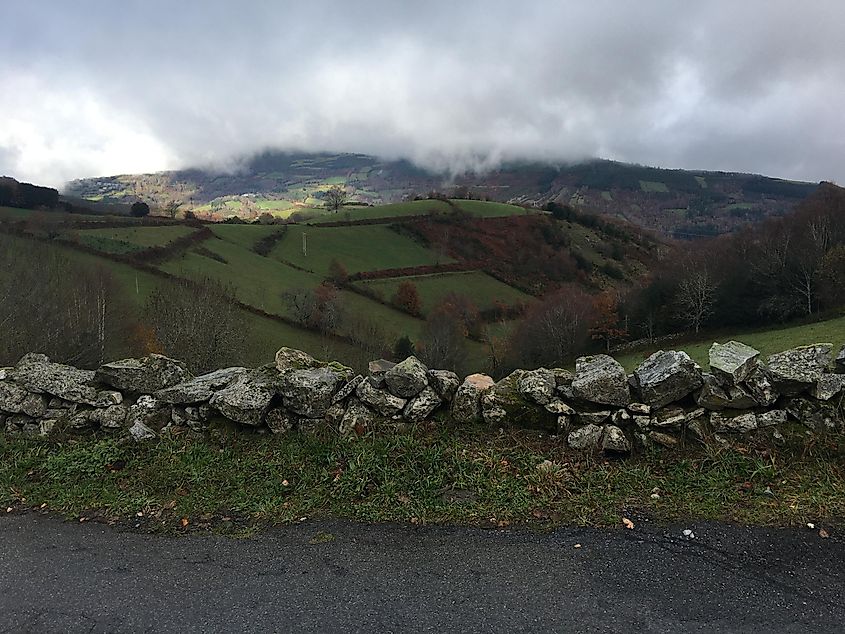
[
  {"left": 74, "top": 226, "right": 196, "bottom": 254},
  {"left": 616, "top": 314, "right": 845, "bottom": 371},
  {"left": 357, "top": 271, "right": 532, "bottom": 315},
  {"left": 640, "top": 181, "right": 670, "bottom": 193},
  {"left": 272, "top": 224, "right": 452, "bottom": 275},
  {"left": 1, "top": 426, "right": 842, "bottom": 533},
  {"left": 208, "top": 223, "right": 283, "bottom": 249},
  {"left": 310, "top": 199, "right": 531, "bottom": 224}
]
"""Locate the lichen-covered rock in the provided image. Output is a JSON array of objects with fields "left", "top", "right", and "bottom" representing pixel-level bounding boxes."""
[
  {"left": 602, "top": 425, "right": 631, "bottom": 454},
  {"left": 403, "top": 387, "right": 442, "bottom": 423},
  {"left": 544, "top": 399, "right": 576, "bottom": 416},
  {"left": 332, "top": 375, "right": 363, "bottom": 404},
  {"left": 209, "top": 366, "right": 281, "bottom": 426},
  {"left": 0, "top": 380, "right": 29, "bottom": 414},
  {"left": 450, "top": 374, "right": 494, "bottom": 424},
  {"left": 339, "top": 399, "right": 376, "bottom": 435},
  {"left": 567, "top": 424, "right": 603, "bottom": 449},
  {"left": 633, "top": 350, "right": 703, "bottom": 409},
  {"left": 355, "top": 380, "right": 406, "bottom": 416},
  {"left": 127, "top": 395, "right": 171, "bottom": 431},
  {"left": 811, "top": 374, "right": 845, "bottom": 401},
  {"left": 767, "top": 344, "right": 832, "bottom": 395},
  {"left": 367, "top": 359, "right": 396, "bottom": 387},
  {"left": 155, "top": 367, "right": 247, "bottom": 404},
  {"left": 19, "top": 393, "right": 47, "bottom": 418},
  {"left": 709, "top": 341, "right": 760, "bottom": 385},
  {"left": 557, "top": 415, "right": 572, "bottom": 434},
  {"left": 129, "top": 421, "right": 157, "bottom": 442},
  {"left": 785, "top": 397, "right": 842, "bottom": 432},
  {"left": 280, "top": 367, "right": 342, "bottom": 418},
  {"left": 551, "top": 368, "right": 574, "bottom": 387},
  {"left": 576, "top": 410, "right": 611, "bottom": 426},
  {"left": 757, "top": 410, "right": 787, "bottom": 427},
  {"left": 744, "top": 367, "right": 779, "bottom": 407},
  {"left": 710, "top": 411, "right": 757, "bottom": 433},
  {"left": 428, "top": 370, "right": 460, "bottom": 402},
  {"left": 650, "top": 406, "right": 687, "bottom": 429},
  {"left": 517, "top": 368, "right": 556, "bottom": 405},
  {"left": 384, "top": 357, "right": 429, "bottom": 399},
  {"left": 648, "top": 430, "right": 680, "bottom": 448},
  {"left": 627, "top": 402, "right": 651, "bottom": 415},
  {"left": 67, "top": 410, "right": 93, "bottom": 431},
  {"left": 95, "top": 354, "right": 191, "bottom": 394},
  {"left": 89, "top": 404, "right": 129, "bottom": 430},
  {"left": 696, "top": 374, "right": 757, "bottom": 411},
  {"left": 265, "top": 407, "right": 296, "bottom": 434},
  {"left": 10, "top": 353, "right": 98, "bottom": 405},
  {"left": 571, "top": 355, "right": 630, "bottom": 407},
  {"left": 275, "top": 347, "right": 319, "bottom": 373},
  {"left": 481, "top": 371, "right": 557, "bottom": 431},
  {"left": 835, "top": 345, "right": 845, "bottom": 373},
  {"left": 94, "top": 390, "right": 123, "bottom": 408}
]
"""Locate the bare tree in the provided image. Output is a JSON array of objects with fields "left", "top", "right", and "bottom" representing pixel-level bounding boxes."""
[
  {"left": 675, "top": 268, "right": 716, "bottom": 333},
  {"left": 323, "top": 186, "right": 348, "bottom": 213},
  {"left": 163, "top": 200, "right": 182, "bottom": 219}
]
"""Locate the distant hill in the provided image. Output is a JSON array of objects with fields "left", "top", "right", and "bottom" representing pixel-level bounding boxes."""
[{"left": 64, "top": 152, "right": 820, "bottom": 236}]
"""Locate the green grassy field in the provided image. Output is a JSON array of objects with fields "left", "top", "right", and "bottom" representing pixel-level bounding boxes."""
[
  {"left": 357, "top": 271, "right": 532, "bottom": 314},
  {"left": 208, "top": 224, "right": 283, "bottom": 249},
  {"left": 74, "top": 226, "right": 196, "bottom": 254},
  {"left": 310, "top": 199, "right": 531, "bottom": 224},
  {"left": 272, "top": 224, "right": 452, "bottom": 275}
]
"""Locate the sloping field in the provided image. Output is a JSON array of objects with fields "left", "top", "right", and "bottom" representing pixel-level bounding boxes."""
[
  {"left": 310, "top": 199, "right": 532, "bottom": 224},
  {"left": 75, "top": 225, "right": 196, "bottom": 254}
]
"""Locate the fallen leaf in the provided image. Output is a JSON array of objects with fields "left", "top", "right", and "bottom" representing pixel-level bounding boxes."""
[
  {"left": 819, "top": 529, "right": 830, "bottom": 539},
  {"left": 574, "top": 543, "right": 582, "bottom": 549},
  {"left": 180, "top": 517, "right": 189, "bottom": 528},
  {"left": 282, "top": 479, "right": 289, "bottom": 487},
  {"left": 622, "top": 517, "right": 635, "bottom": 529}
]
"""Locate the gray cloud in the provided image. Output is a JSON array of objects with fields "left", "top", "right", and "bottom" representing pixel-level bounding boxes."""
[{"left": 2, "top": 0, "right": 844, "bottom": 187}]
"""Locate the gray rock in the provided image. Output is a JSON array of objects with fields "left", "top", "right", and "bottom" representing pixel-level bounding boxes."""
[
  {"left": 632, "top": 350, "right": 703, "bottom": 409},
  {"left": 67, "top": 410, "right": 93, "bottom": 431},
  {"left": 836, "top": 345, "right": 845, "bottom": 373},
  {"left": 275, "top": 347, "right": 319, "bottom": 373},
  {"left": 648, "top": 430, "right": 680, "bottom": 448},
  {"left": 567, "top": 424, "right": 603, "bottom": 450},
  {"left": 551, "top": 368, "right": 574, "bottom": 387},
  {"left": 633, "top": 415, "right": 651, "bottom": 431},
  {"left": 209, "top": 367, "right": 281, "bottom": 426},
  {"left": 757, "top": 410, "right": 788, "bottom": 427},
  {"left": 89, "top": 404, "right": 129, "bottom": 429},
  {"left": 129, "top": 421, "right": 157, "bottom": 442},
  {"left": 557, "top": 415, "right": 572, "bottom": 434},
  {"left": 324, "top": 403, "right": 346, "bottom": 429},
  {"left": 39, "top": 419, "right": 56, "bottom": 437},
  {"left": 711, "top": 411, "right": 757, "bottom": 433},
  {"left": 280, "top": 367, "right": 341, "bottom": 418},
  {"left": 517, "top": 368, "right": 556, "bottom": 405},
  {"left": 577, "top": 410, "right": 612, "bottom": 426},
  {"left": 811, "top": 374, "right": 845, "bottom": 401},
  {"left": 450, "top": 374, "right": 494, "bottom": 424},
  {"left": 481, "top": 371, "right": 557, "bottom": 431},
  {"left": 155, "top": 367, "right": 247, "bottom": 404},
  {"left": 695, "top": 374, "right": 757, "bottom": 410},
  {"left": 367, "top": 359, "right": 395, "bottom": 387},
  {"left": 785, "top": 397, "right": 842, "bottom": 432},
  {"left": 95, "top": 354, "right": 191, "bottom": 394},
  {"left": 19, "top": 393, "right": 47, "bottom": 418},
  {"left": 355, "top": 380, "right": 406, "bottom": 416},
  {"left": 0, "top": 368, "right": 7, "bottom": 381},
  {"left": 427, "top": 370, "right": 460, "bottom": 402},
  {"left": 332, "top": 375, "right": 363, "bottom": 404},
  {"left": 709, "top": 341, "right": 760, "bottom": 385},
  {"left": 339, "top": 399, "right": 376, "bottom": 435},
  {"left": 602, "top": 425, "right": 631, "bottom": 454},
  {"left": 265, "top": 407, "right": 296, "bottom": 434},
  {"left": 544, "top": 399, "right": 576, "bottom": 416},
  {"left": 611, "top": 409, "right": 631, "bottom": 427},
  {"left": 571, "top": 355, "right": 630, "bottom": 407},
  {"left": 403, "top": 386, "right": 442, "bottom": 423},
  {"left": 126, "top": 395, "right": 171, "bottom": 431},
  {"left": 94, "top": 390, "right": 123, "bottom": 408},
  {"left": 767, "top": 344, "right": 832, "bottom": 395},
  {"left": 10, "top": 353, "right": 98, "bottom": 405},
  {"left": 384, "top": 356, "right": 429, "bottom": 398},
  {"left": 744, "top": 368, "right": 779, "bottom": 407},
  {"left": 628, "top": 402, "right": 651, "bottom": 415}
]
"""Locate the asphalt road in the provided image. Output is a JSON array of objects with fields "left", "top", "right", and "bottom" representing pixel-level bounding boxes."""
[{"left": 0, "top": 514, "right": 842, "bottom": 633}]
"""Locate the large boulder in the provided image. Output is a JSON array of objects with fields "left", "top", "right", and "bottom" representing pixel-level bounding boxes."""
[
  {"left": 766, "top": 344, "right": 832, "bottom": 395},
  {"left": 428, "top": 370, "right": 460, "bottom": 402},
  {"left": 632, "top": 350, "right": 703, "bottom": 409},
  {"left": 517, "top": 368, "right": 556, "bottom": 406},
  {"left": 95, "top": 354, "right": 191, "bottom": 394},
  {"left": 709, "top": 341, "right": 760, "bottom": 385},
  {"left": 695, "top": 374, "right": 757, "bottom": 411},
  {"left": 571, "top": 355, "right": 630, "bottom": 407},
  {"left": 9, "top": 353, "right": 99, "bottom": 405},
  {"left": 209, "top": 366, "right": 282, "bottom": 426},
  {"left": 355, "top": 380, "right": 406, "bottom": 416},
  {"left": 403, "top": 387, "right": 442, "bottom": 423},
  {"left": 279, "top": 367, "right": 342, "bottom": 418},
  {"left": 481, "top": 371, "right": 557, "bottom": 431},
  {"left": 384, "top": 356, "right": 429, "bottom": 398},
  {"left": 450, "top": 374, "right": 494, "bottom": 424},
  {"left": 155, "top": 367, "right": 247, "bottom": 404}
]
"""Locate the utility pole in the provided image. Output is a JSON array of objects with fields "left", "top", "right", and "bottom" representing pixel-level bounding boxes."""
[{"left": 302, "top": 231, "right": 307, "bottom": 257}]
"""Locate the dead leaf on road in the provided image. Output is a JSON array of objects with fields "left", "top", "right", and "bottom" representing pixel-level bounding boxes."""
[
  {"left": 819, "top": 529, "right": 830, "bottom": 539},
  {"left": 622, "top": 517, "right": 635, "bottom": 529}
]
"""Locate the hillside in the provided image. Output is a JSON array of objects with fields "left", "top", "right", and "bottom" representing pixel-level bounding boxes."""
[{"left": 63, "top": 153, "right": 819, "bottom": 236}]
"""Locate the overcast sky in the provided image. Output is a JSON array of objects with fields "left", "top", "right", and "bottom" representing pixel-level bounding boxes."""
[{"left": 2, "top": 1, "right": 844, "bottom": 188}]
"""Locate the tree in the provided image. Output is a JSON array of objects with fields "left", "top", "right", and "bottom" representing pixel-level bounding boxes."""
[
  {"left": 418, "top": 304, "right": 468, "bottom": 371},
  {"left": 282, "top": 284, "right": 345, "bottom": 333},
  {"left": 163, "top": 200, "right": 181, "bottom": 219},
  {"left": 328, "top": 258, "right": 349, "bottom": 285},
  {"left": 130, "top": 201, "right": 150, "bottom": 217},
  {"left": 144, "top": 277, "right": 247, "bottom": 373},
  {"left": 323, "top": 186, "right": 347, "bottom": 213},
  {"left": 392, "top": 281, "right": 422, "bottom": 316},
  {"left": 392, "top": 335, "right": 416, "bottom": 360},
  {"left": 589, "top": 292, "right": 628, "bottom": 351},
  {"left": 675, "top": 268, "right": 716, "bottom": 333}
]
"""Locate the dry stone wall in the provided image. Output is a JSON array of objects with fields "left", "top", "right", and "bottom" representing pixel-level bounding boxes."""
[{"left": 1, "top": 342, "right": 844, "bottom": 454}]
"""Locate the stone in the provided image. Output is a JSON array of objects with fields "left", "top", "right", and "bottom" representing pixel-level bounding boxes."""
[
  {"left": 628, "top": 402, "right": 651, "bottom": 415},
  {"left": 611, "top": 409, "right": 631, "bottom": 427},
  {"left": 9, "top": 353, "right": 99, "bottom": 405},
  {"left": 709, "top": 341, "right": 760, "bottom": 385},
  {"left": 650, "top": 406, "right": 687, "bottom": 429},
  {"left": 744, "top": 368, "right": 779, "bottom": 407},
  {"left": 557, "top": 415, "right": 572, "bottom": 434},
  {"left": 836, "top": 345, "right": 845, "bottom": 373},
  {"left": 687, "top": 417, "right": 709, "bottom": 442},
  {"left": 67, "top": 410, "right": 92, "bottom": 431},
  {"left": 602, "top": 425, "right": 631, "bottom": 454},
  {"left": 39, "top": 419, "right": 56, "bottom": 437},
  {"left": 209, "top": 366, "right": 282, "bottom": 426},
  {"left": 324, "top": 403, "right": 346, "bottom": 429},
  {"left": 648, "top": 431, "right": 680, "bottom": 448},
  {"left": 339, "top": 399, "right": 376, "bottom": 435},
  {"left": 367, "top": 359, "right": 395, "bottom": 387},
  {"left": 332, "top": 375, "right": 363, "bottom": 404},
  {"left": 89, "top": 404, "right": 129, "bottom": 429},
  {"left": 384, "top": 356, "right": 429, "bottom": 398},
  {"left": 567, "top": 424, "right": 603, "bottom": 450},
  {"left": 632, "top": 350, "right": 703, "bottom": 408},
  {"left": 785, "top": 398, "right": 842, "bottom": 432},
  {"left": 0, "top": 368, "right": 7, "bottom": 381},
  {"left": 19, "top": 393, "right": 47, "bottom": 418},
  {"left": 551, "top": 368, "right": 574, "bottom": 387},
  {"left": 450, "top": 374, "right": 494, "bottom": 424},
  {"left": 695, "top": 374, "right": 757, "bottom": 411},
  {"left": 576, "top": 410, "right": 611, "bottom": 425},
  {"left": 517, "top": 368, "right": 556, "bottom": 405},
  {"left": 265, "top": 407, "right": 296, "bottom": 434},
  {"left": 633, "top": 415, "right": 651, "bottom": 430},
  {"left": 155, "top": 367, "right": 247, "bottom": 404},
  {"left": 355, "top": 380, "right": 406, "bottom": 416},
  {"left": 280, "top": 367, "right": 342, "bottom": 418},
  {"left": 126, "top": 395, "right": 171, "bottom": 431},
  {"left": 544, "top": 399, "right": 576, "bottom": 416},
  {"left": 757, "top": 410, "right": 788, "bottom": 427},
  {"left": 711, "top": 412, "right": 757, "bottom": 433},
  {"left": 275, "top": 347, "right": 319, "bottom": 373},
  {"left": 427, "top": 370, "right": 460, "bottom": 402},
  {"left": 571, "top": 355, "right": 630, "bottom": 407},
  {"left": 129, "top": 421, "right": 157, "bottom": 442},
  {"left": 95, "top": 354, "right": 191, "bottom": 394},
  {"left": 481, "top": 371, "right": 557, "bottom": 431},
  {"left": 94, "top": 390, "right": 123, "bottom": 407},
  {"left": 403, "top": 386, "right": 442, "bottom": 423},
  {"left": 767, "top": 344, "right": 832, "bottom": 395},
  {"left": 811, "top": 374, "right": 845, "bottom": 401}
]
